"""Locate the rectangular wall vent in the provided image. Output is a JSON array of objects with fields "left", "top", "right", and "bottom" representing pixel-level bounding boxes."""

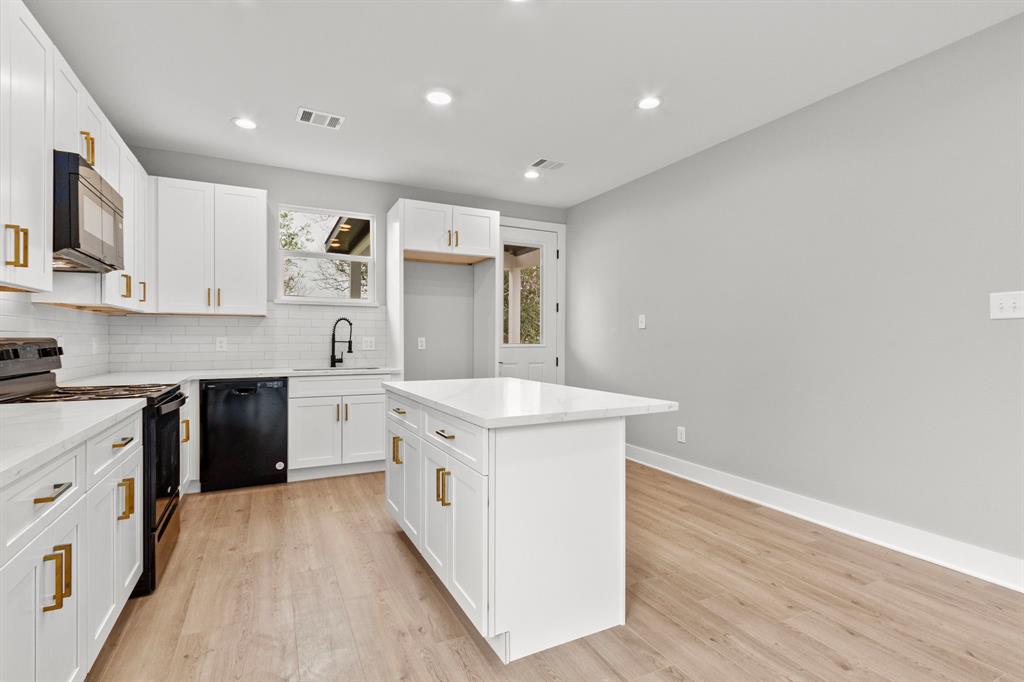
[
  {"left": 530, "top": 158, "right": 564, "bottom": 170},
  {"left": 296, "top": 107, "right": 345, "bottom": 130}
]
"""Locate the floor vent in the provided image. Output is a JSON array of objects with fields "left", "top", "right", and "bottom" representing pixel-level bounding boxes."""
[
  {"left": 530, "top": 158, "right": 564, "bottom": 170},
  {"left": 296, "top": 107, "right": 345, "bottom": 130}
]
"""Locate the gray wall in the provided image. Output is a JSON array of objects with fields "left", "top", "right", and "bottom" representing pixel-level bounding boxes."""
[
  {"left": 565, "top": 17, "right": 1024, "bottom": 557},
  {"left": 403, "top": 261, "right": 476, "bottom": 380}
]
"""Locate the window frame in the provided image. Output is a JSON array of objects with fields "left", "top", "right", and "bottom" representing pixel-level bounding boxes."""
[{"left": 273, "top": 203, "right": 378, "bottom": 307}]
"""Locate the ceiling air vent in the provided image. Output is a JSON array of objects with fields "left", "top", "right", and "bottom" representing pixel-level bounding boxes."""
[
  {"left": 530, "top": 158, "right": 564, "bottom": 170},
  {"left": 296, "top": 107, "right": 345, "bottom": 130}
]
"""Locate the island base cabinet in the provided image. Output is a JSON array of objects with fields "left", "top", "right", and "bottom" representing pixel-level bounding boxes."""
[
  {"left": 0, "top": 496, "right": 87, "bottom": 682},
  {"left": 385, "top": 424, "right": 422, "bottom": 546}
]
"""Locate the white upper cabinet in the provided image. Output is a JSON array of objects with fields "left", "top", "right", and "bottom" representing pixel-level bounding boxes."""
[
  {"left": 135, "top": 165, "right": 153, "bottom": 312},
  {"left": 53, "top": 50, "right": 82, "bottom": 155},
  {"left": 0, "top": 0, "right": 53, "bottom": 293},
  {"left": 155, "top": 177, "right": 215, "bottom": 314},
  {"left": 394, "top": 198, "right": 499, "bottom": 263},
  {"left": 212, "top": 184, "right": 267, "bottom": 315},
  {"left": 155, "top": 178, "right": 266, "bottom": 316},
  {"left": 77, "top": 92, "right": 103, "bottom": 168},
  {"left": 101, "top": 144, "right": 136, "bottom": 310}
]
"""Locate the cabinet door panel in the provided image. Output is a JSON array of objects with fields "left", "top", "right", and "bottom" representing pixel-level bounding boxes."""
[
  {"left": 421, "top": 441, "right": 449, "bottom": 583},
  {"left": 0, "top": 0, "right": 53, "bottom": 292},
  {"left": 156, "top": 177, "right": 215, "bottom": 313},
  {"left": 342, "top": 394, "right": 385, "bottom": 463},
  {"left": 77, "top": 91, "right": 102, "bottom": 168},
  {"left": 85, "top": 466, "right": 119, "bottom": 666},
  {"left": 399, "top": 432, "right": 422, "bottom": 547},
  {"left": 452, "top": 206, "right": 498, "bottom": 257},
  {"left": 135, "top": 162, "right": 153, "bottom": 311},
  {"left": 1, "top": 496, "right": 87, "bottom": 682},
  {"left": 288, "top": 397, "right": 342, "bottom": 469},
  {"left": 116, "top": 449, "right": 143, "bottom": 603},
  {"left": 384, "top": 424, "right": 404, "bottom": 525},
  {"left": 448, "top": 457, "right": 488, "bottom": 635},
  {"left": 402, "top": 200, "right": 452, "bottom": 254},
  {"left": 102, "top": 147, "right": 136, "bottom": 310},
  {"left": 213, "top": 184, "right": 267, "bottom": 315},
  {"left": 53, "top": 51, "right": 81, "bottom": 154}
]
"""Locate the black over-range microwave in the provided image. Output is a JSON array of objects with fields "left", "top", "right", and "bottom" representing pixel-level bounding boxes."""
[{"left": 52, "top": 150, "right": 124, "bottom": 273}]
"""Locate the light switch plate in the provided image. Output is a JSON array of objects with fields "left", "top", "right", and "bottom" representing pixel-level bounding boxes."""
[
  {"left": 417, "top": 337, "right": 427, "bottom": 350},
  {"left": 362, "top": 337, "right": 375, "bottom": 351},
  {"left": 990, "top": 291, "right": 1024, "bottom": 319},
  {"left": 638, "top": 314, "right": 647, "bottom": 329},
  {"left": 676, "top": 426, "right": 686, "bottom": 443}
]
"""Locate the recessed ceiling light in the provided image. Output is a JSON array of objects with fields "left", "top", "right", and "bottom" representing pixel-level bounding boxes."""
[
  {"left": 637, "top": 96, "right": 661, "bottom": 111},
  {"left": 523, "top": 169, "right": 540, "bottom": 180},
  {"left": 426, "top": 89, "right": 453, "bottom": 106},
  {"left": 232, "top": 116, "right": 258, "bottom": 129}
]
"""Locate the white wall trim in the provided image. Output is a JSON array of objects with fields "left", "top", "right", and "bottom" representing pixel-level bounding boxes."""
[{"left": 626, "top": 443, "right": 1024, "bottom": 593}]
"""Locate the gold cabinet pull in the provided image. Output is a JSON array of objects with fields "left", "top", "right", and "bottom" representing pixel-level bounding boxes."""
[
  {"left": 118, "top": 478, "right": 134, "bottom": 520},
  {"left": 80, "top": 130, "right": 96, "bottom": 165},
  {"left": 434, "top": 429, "right": 455, "bottom": 440},
  {"left": 392, "top": 435, "right": 403, "bottom": 464},
  {"left": 4, "top": 225, "right": 19, "bottom": 266},
  {"left": 33, "top": 481, "right": 73, "bottom": 505},
  {"left": 120, "top": 273, "right": 132, "bottom": 298},
  {"left": 454, "top": 230, "right": 459, "bottom": 247},
  {"left": 441, "top": 470, "right": 452, "bottom": 507},
  {"left": 42, "top": 551, "right": 64, "bottom": 612},
  {"left": 392, "top": 407, "right": 406, "bottom": 416},
  {"left": 181, "top": 418, "right": 191, "bottom": 443},
  {"left": 139, "top": 281, "right": 147, "bottom": 303},
  {"left": 217, "top": 288, "right": 222, "bottom": 306},
  {"left": 344, "top": 403, "right": 349, "bottom": 421},
  {"left": 447, "top": 229, "right": 452, "bottom": 247},
  {"left": 112, "top": 436, "right": 134, "bottom": 449},
  {"left": 435, "top": 467, "right": 445, "bottom": 502},
  {"left": 336, "top": 403, "right": 341, "bottom": 422},
  {"left": 18, "top": 227, "right": 28, "bottom": 267},
  {"left": 54, "top": 543, "right": 72, "bottom": 598},
  {"left": 207, "top": 288, "right": 211, "bottom": 306}
]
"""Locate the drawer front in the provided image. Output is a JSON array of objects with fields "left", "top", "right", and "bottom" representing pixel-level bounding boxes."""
[
  {"left": 0, "top": 445, "right": 85, "bottom": 566},
  {"left": 290, "top": 376, "right": 384, "bottom": 398},
  {"left": 86, "top": 413, "right": 143, "bottom": 487},
  {"left": 386, "top": 395, "right": 420, "bottom": 434},
  {"left": 422, "top": 407, "right": 488, "bottom": 475}
]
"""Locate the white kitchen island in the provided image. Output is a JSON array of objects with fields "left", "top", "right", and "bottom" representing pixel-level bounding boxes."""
[{"left": 381, "top": 377, "right": 678, "bottom": 663}]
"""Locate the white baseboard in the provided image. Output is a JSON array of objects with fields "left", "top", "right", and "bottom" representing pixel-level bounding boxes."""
[{"left": 626, "top": 443, "right": 1024, "bottom": 593}]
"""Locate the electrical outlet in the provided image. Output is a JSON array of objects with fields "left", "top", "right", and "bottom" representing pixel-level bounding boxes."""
[
  {"left": 676, "top": 426, "right": 686, "bottom": 443},
  {"left": 215, "top": 337, "right": 228, "bottom": 351},
  {"left": 417, "top": 337, "right": 427, "bottom": 350},
  {"left": 990, "top": 291, "right": 1024, "bottom": 319},
  {"left": 362, "top": 337, "right": 375, "bottom": 351},
  {"left": 638, "top": 314, "right": 646, "bottom": 330}
]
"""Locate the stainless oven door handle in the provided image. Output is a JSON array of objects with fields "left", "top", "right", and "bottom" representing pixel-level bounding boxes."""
[{"left": 157, "top": 394, "right": 187, "bottom": 415}]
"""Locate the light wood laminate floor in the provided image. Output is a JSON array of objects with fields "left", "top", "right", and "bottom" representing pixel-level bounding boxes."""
[{"left": 88, "top": 462, "right": 1024, "bottom": 682}]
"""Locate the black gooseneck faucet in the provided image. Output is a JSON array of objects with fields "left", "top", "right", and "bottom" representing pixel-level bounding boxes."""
[{"left": 330, "top": 317, "right": 354, "bottom": 367}]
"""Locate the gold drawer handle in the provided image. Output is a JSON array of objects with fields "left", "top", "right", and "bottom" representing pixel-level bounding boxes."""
[
  {"left": 112, "top": 436, "right": 134, "bottom": 449},
  {"left": 440, "top": 470, "right": 451, "bottom": 507},
  {"left": 117, "top": 478, "right": 135, "bottom": 520},
  {"left": 435, "top": 467, "right": 445, "bottom": 502},
  {"left": 392, "top": 435, "right": 403, "bottom": 464},
  {"left": 181, "top": 418, "right": 191, "bottom": 443},
  {"left": 42, "top": 551, "right": 64, "bottom": 612},
  {"left": 434, "top": 429, "right": 455, "bottom": 440},
  {"left": 392, "top": 407, "right": 406, "bottom": 416},
  {"left": 54, "top": 543, "right": 72, "bottom": 598},
  {"left": 33, "top": 481, "right": 73, "bottom": 505}
]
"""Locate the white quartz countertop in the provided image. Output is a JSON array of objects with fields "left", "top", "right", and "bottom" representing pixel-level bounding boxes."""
[
  {"left": 0, "top": 398, "right": 146, "bottom": 488},
  {"left": 65, "top": 366, "right": 402, "bottom": 386},
  {"left": 382, "top": 378, "right": 678, "bottom": 429}
]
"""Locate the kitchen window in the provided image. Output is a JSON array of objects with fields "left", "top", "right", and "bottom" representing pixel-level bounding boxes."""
[{"left": 276, "top": 205, "right": 375, "bottom": 305}]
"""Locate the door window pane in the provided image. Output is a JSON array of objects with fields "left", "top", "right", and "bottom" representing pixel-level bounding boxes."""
[{"left": 503, "top": 244, "right": 542, "bottom": 344}]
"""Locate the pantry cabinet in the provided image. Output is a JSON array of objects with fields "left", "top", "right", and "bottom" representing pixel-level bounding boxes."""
[
  {"left": 0, "top": 0, "right": 54, "bottom": 293},
  {"left": 394, "top": 198, "right": 499, "bottom": 263},
  {"left": 0, "top": 496, "right": 88, "bottom": 682},
  {"left": 155, "top": 177, "right": 267, "bottom": 315}
]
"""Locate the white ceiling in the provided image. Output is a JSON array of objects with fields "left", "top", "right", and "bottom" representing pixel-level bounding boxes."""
[{"left": 26, "top": 0, "right": 1022, "bottom": 209}]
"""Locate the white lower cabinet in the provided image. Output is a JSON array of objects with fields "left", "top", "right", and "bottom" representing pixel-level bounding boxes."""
[
  {"left": 0, "top": 495, "right": 87, "bottom": 682},
  {"left": 179, "top": 381, "right": 198, "bottom": 488},
  {"left": 288, "top": 396, "right": 342, "bottom": 469},
  {"left": 342, "top": 394, "right": 385, "bottom": 463},
  {"left": 0, "top": 412, "right": 144, "bottom": 682},
  {"left": 420, "top": 441, "right": 449, "bottom": 579},
  {"left": 385, "top": 422, "right": 422, "bottom": 547}
]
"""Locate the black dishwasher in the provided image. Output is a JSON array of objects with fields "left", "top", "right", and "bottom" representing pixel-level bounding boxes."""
[{"left": 200, "top": 378, "right": 288, "bottom": 492}]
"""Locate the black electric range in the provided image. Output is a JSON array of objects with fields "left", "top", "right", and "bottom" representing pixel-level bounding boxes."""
[{"left": 0, "top": 337, "right": 183, "bottom": 597}]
